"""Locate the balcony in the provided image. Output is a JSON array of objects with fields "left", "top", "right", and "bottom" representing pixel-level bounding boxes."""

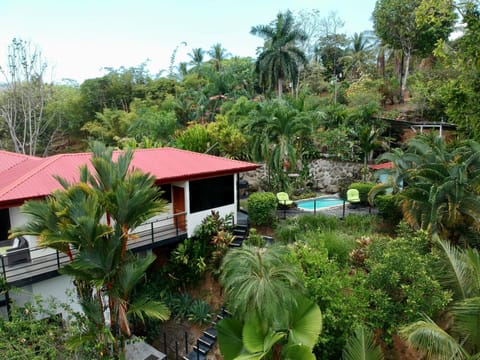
[{"left": 0, "top": 213, "right": 187, "bottom": 287}]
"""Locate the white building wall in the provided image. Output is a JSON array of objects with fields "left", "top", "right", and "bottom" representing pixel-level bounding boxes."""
[{"left": 1, "top": 275, "right": 81, "bottom": 320}]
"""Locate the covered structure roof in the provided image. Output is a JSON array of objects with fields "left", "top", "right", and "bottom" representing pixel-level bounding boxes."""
[{"left": 0, "top": 147, "right": 259, "bottom": 208}]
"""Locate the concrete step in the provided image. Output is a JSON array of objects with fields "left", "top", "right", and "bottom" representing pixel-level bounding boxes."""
[
  {"left": 193, "top": 340, "right": 211, "bottom": 355},
  {"left": 204, "top": 326, "right": 217, "bottom": 340},
  {"left": 183, "top": 351, "right": 206, "bottom": 360}
]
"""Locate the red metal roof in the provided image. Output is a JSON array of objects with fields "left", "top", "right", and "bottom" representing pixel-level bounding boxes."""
[
  {"left": 0, "top": 147, "right": 258, "bottom": 207},
  {"left": 368, "top": 162, "right": 393, "bottom": 170}
]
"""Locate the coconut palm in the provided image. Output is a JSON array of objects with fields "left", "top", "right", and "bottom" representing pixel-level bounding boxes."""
[
  {"left": 251, "top": 11, "right": 308, "bottom": 97},
  {"left": 188, "top": 47, "right": 204, "bottom": 72},
  {"left": 14, "top": 142, "right": 170, "bottom": 358},
  {"left": 400, "top": 238, "right": 480, "bottom": 359},
  {"left": 342, "top": 31, "right": 376, "bottom": 80},
  {"left": 208, "top": 43, "right": 230, "bottom": 71}
]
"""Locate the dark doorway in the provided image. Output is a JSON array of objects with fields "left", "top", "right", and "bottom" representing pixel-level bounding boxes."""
[{"left": 0, "top": 209, "right": 10, "bottom": 240}]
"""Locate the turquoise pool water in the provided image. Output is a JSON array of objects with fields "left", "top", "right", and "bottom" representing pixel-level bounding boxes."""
[{"left": 297, "top": 197, "right": 344, "bottom": 211}]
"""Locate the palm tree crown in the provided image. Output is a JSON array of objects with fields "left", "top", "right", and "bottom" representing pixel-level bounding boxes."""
[{"left": 251, "top": 11, "right": 308, "bottom": 97}]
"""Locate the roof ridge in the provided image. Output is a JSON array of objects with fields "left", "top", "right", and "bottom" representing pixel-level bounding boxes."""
[
  {"left": 0, "top": 154, "right": 67, "bottom": 199},
  {"left": 0, "top": 151, "right": 41, "bottom": 174},
  {"left": 163, "top": 147, "right": 257, "bottom": 165}
]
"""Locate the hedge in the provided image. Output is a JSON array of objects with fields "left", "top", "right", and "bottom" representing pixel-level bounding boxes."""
[{"left": 248, "top": 192, "right": 277, "bottom": 226}]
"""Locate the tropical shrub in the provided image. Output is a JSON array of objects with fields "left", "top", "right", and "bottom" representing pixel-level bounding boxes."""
[
  {"left": 174, "top": 124, "right": 213, "bottom": 153},
  {"left": 292, "top": 241, "right": 369, "bottom": 359},
  {"left": 166, "top": 238, "right": 207, "bottom": 289},
  {"left": 374, "top": 194, "right": 403, "bottom": 227},
  {"left": 187, "top": 300, "right": 213, "bottom": 325},
  {"left": 0, "top": 296, "right": 71, "bottom": 359},
  {"left": 247, "top": 191, "right": 277, "bottom": 226},
  {"left": 244, "top": 228, "right": 266, "bottom": 247},
  {"left": 364, "top": 231, "right": 451, "bottom": 337}
]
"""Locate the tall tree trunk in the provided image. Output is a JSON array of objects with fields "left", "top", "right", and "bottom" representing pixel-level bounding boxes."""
[
  {"left": 277, "top": 77, "right": 283, "bottom": 98},
  {"left": 401, "top": 49, "right": 411, "bottom": 103},
  {"left": 399, "top": 52, "right": 405, "bottom": 103}
]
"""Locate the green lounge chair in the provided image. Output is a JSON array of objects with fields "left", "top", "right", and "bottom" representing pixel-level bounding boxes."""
[
  {"left": 347, "top": 189, "right": 361, "bottom": 204},
  {"left": 276, "top": 192, "right": 293, "bottom": 206}
]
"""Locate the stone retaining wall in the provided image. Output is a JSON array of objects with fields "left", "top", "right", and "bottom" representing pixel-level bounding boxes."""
[{"left": 241, "top": 160, "right": 365, "bottom": 194}]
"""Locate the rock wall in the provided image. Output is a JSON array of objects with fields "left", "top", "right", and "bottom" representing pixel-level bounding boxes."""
[
  {"left": 240, "top": 160, "right": 364, "bottom": 194},
  {"left": 308, "top": 159, "right": 364, "bottom": 193}
]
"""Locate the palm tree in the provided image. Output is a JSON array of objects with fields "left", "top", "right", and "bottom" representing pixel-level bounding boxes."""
[
  {"left": 342, "top": 31, "right": 375, "bottom": 80},
  {"left": 220, "top": 245, "right": 304, "bottom": 321},
  {"left": 343, "top": 326, "right": 384, "bottom": 360},
  {"left": 14, "top": 142, "right": 170, "bottom": 358},
  {"left": 400, "top": 136, "right": 480, "bottom": 243},
  {"left": 243, "top": 100, "right": 310, "bottom": 190},
  {"left": 208, "top": 43, "right": 230, "bottom": 71},
  {"left": 251, "top": 11, "right": 308, "bottom": 97},
  {"left": 188, "top": 47, "right": 204, "bottom": 72},
  {"left": 400, "top": 238, "right": 480, "bottom": 359},
  {"left": 219, "top": 244, "right": 321, "bottom": 360},
  {"left": 351, "top": 122, "right": 388, "bottom": 181}
]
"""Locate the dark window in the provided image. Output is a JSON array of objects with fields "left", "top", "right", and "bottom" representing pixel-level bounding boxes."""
[{"left": 189, "top": 175, "right": 234, "bottom": 213}]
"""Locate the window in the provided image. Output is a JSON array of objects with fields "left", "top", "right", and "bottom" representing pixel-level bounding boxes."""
[{"left": 189, "top": 175, "right": 234, "bottom": 213}]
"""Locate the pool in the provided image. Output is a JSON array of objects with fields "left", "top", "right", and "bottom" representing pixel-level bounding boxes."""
[{"left": 297, "top": 197, "right": 344, "bottom": 211}]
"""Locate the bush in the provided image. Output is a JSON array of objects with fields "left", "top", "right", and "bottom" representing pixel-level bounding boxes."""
[
  {"left": 248, "top": 192, "right": 277, "bottom": 226},
  {"left": 291, "top": 241, "right": 369, "bottom": 359},
  {"left": 244, "top": 228, "right": 266, "bottom": 247},
  {"left": 188, "top": 300, "right": 213, "bottom": 325},
  {"left": 349, "top": 182, "right": 375, "bottom": 205},
  {"left": 374, "top": 194, "right": 403, "bottom": 227},
  {"left": 364, "top": 231, "right": 450, "bottom": 335}
]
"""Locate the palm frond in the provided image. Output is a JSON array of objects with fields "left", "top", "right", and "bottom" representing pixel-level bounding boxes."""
[
  {"left": 400, "top": 316, "right": 469, "bottom": 360},
  {"left": 343, "top": 325, "right": 384, "bottom": 360}
]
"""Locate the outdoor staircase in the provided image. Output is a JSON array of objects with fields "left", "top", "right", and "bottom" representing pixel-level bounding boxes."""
[
  {"left": 229, "top": 224, "right": 249, "bottom": 248},
  {"left": 183, "top": 307, "right": 231, "bottom": 360},
  {"left": 184, "top": 224, "right": 249, "bottom": 359}
]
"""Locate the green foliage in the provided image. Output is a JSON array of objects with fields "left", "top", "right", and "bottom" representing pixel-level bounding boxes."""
[
  {"left": 13, "top": 142, "right": 169, "bottom": 358},
  {"left": 206, "top": 115, "right": 248, "bottom": 159},
  {"left": 247, "top": 191, "right": 277, "bottom": 226},
  {"left": 251, "top": 11, "right": 307, "bottom": 97},
  {"left": 316, "top": 127, "right": 357, "bottom": 161},
  {"left": 364, "top": 231, "right": 451, "bottom": 335},
  {"left": 217, "top": 296, "right": 321, "bottom": 360},
  {"left": 345, "top": 77, "right": 382, "bottom": 106},
  {"left": 292, "top": 241, "right": 370, "bottom": 359},
  {"left": 187, "top": 299, "right": 213, "bottom": 325},
  {"left": 167, "top": 238, "right": 207, "bottom": 289},
  {"left": 0, "top": 296, "right": 72, "bottom": 359},
  {"left": 342, "top": 325, "right": 384, "bottom": 360},
  {"left": 400, "top": 238, "right": 480, "bottom": 359},
  {"left": 349, "top": 182, "right": 375, "bottom": 205},
  {"left": 244, "top": 228, "right": 266, "bottom": 247},
  {"left": 128, "top": 102, "right": 177, "bottom": 143},
  {"left": 221, "top": 245, "right": 304, "bottom": 321},
  {"left": 174, "top": 123, "right": 213, "bottom": 153},
  {"left": 374, "top": 194, "right": 403, "bottom": 227}
]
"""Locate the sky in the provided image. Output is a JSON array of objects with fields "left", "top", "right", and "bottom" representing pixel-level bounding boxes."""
[{"left": 0, "top": 0, "right": 377, "bottom": 84}]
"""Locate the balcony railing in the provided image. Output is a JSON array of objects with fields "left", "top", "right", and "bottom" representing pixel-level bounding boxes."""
[{"left": 0, "top": 213, "right": 187, "bottom": 286}]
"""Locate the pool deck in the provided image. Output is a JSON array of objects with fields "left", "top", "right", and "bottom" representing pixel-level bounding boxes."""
[{"left": 277, "top": 202, "right": 376, "bottom": 219}]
